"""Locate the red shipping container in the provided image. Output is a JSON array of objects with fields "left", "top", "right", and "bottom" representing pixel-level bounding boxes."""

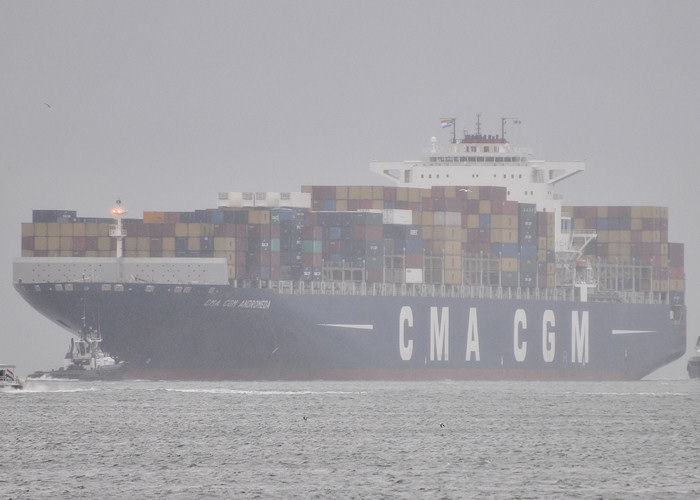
[
  {"left": 72, "top": 236, "right": 86, "bottom": 251},
  {"left": 405, "top": 253, "right": 422, "bottom": 268}
]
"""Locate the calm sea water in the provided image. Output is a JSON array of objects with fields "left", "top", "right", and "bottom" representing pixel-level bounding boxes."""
[{"left": 3, "top": 379, "right": 699, "bottom": 499}]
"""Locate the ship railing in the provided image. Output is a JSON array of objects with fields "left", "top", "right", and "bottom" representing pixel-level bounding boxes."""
[
  {"left": 271, "top": 280, "right": 581, "bottom": 302},
  {"left": 268, "top": 280, "right": 669, "bottom": 304}
]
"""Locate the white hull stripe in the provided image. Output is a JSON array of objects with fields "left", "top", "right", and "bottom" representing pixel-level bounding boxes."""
[
  {"left": 612, "top": 329, "right": 657, "bottom": 335},
  {"left": 319, "top": 324, "right": 374, "bottom": 330}
]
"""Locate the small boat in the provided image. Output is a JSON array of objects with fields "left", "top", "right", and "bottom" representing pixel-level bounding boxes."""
[
  {"left": 0, "top": 365, "right": 24, "bottom": 390},
  {"left": 28, "top": 326, "right": 128, "bottom": 381},
  {"left": 688, "top": 337, "right": 700, "bottom": 379}
]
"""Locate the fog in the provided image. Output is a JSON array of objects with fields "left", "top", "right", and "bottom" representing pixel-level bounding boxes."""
[{"left": 2, "top": 1, "right": 698, "bottom": 377}]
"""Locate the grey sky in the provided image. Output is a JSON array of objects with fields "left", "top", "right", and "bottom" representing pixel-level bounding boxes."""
[{"left": 2, "top": 1, "right": 699, "bottom": 377}]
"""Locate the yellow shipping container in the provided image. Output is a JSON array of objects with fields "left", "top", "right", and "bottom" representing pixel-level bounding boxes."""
[
  {"left": 445, "top": 269, "right": 462, "bottom": 284},
  {"left": 444, "top": 240, "right": 461, "bottom": 255},
  {"left": 335, "top": 186, "right": 348, "bottom": 200},
  {"left": 670, "top": 279, "right": 685, "bottom": 292},
  {"left": 85, "top": 251, "right": 99, "bottom": 257},
  {"left": 408, "top": 188, "right": 421, "bottom": 203},
  {"left": 348, "top": 186, "right": 361, "bottom": 199},
  {"left": 597, "top": 206, "right": 608, "bottom": 218},
  {"left": 175, "top": 223, "right": 188, "bottom": 237},
  {"left": 22, "top": 223, "right": 34, "bottom": 237},
  {"left": 85, "top": 223, "right": 99, "bottom": 237},
  {"left": 22, "top": 250, "right": 34, "bottom": 257},
  {"left": 214, "top": 237, "right": 236, "bottom": 251},
  {"left": 491, "top": 228, "right": 517, "bottom": 244},
  {"left": 371, "top": 200, "right": 384, "bottom": 210},
  {"left": 34, "top": 222, "right": 48, "bottom": 236},
  {"left": 144, "top": 211, "right": 166, "bottom": 224},
  {"left": 422, "top": 226, "right": 433, "bottom": 240},
  {"left": 47, "top": 236, "right": 60, "bottom": 250},
  {"left": 372, "top": 186, "right": 384, "bottom": 200},
  {"left": 491, "top": 215, "right": 518, "bottom": 229},
  {"left": 59, "top": 236, "right": 72, "bottom": 250},
  {"left": 47, "top": 223, "right": 60, "bottom": 237},
  {"left": 162, "top": 250, "right": 176, "bottom": 258},
  {"left": 445, "top": 255, "right": 461, "bottom": 269},
  {"left": 34, "top": 236, "right": 47, "bottom": 251},
  {"left": 336, "top": 200, "right": 348, "bottom": 212},
  {"left": 73, "top": 223, "right": 86, "bottom": 237},
  {"left": 187, "top": 223, "right": 202, "bottom": 237},
  {"left": 125, "top": 238, "right": 138, "bottom": 251},
  {"left": 162, "top": 237, "right": 175, "bottom": 251},
  {"left": 137, "top": 237, "right": 150, "bottom": 251},
  {"left": 397, "top": 187, "right": 409, "bottom": 201},
  {"left": 98, "top": 223, "right": 111, "bottom": 237},
  {"left": 421, "top": 212, "right": 434, "bottom": 226},
  {"left": 466, "top": 214, "right": 480, "bottom": 228},
  {"left": 444, "top": 186, "right": 457, "bottom": 198},
  {"left": 479, "top": 200, "right": 491, "bottom": 213},
  {"left": 248, "top": 210, "right": 269, "bottom": 225},
  {"left": 360, "top": 186, "right": 373, "bottom": 199},
  {"left": 631, "top": 218, "right": 642, "bottom": 230},
  {"left": 573, "top": 218, "right": 587, "bottom": 230},
  {"left": 501, "top": 257, "right": 519, "bottom": 272},
  {"left": 652, "top": 280, "right": 668, "bottom": 292},
  {"left": 98, "top": 237, "right": 111, "bottom": 251},
  {"left": 188, "top": 237, "right": 200, "bottom": 252},
  {"left": 59, "top": 250, "right": 73, "bottom": 257}
]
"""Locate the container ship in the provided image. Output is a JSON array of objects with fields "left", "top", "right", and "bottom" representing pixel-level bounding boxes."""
[{"left": 14, "top": 118, "right": 686, "bottom": 380}]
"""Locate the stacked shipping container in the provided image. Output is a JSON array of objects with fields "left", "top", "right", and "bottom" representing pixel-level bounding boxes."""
[{"left": 20, "top": 190, "right": 683, "bottom": 299}]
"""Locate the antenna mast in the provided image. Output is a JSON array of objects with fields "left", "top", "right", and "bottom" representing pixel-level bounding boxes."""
[{"left": 501, "top": 117, "right": 521, "bottom": 140}]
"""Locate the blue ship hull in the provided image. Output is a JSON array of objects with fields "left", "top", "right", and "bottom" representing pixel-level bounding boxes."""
[{"left": 14, "top": 281, "right": 686, "bottom": 380}]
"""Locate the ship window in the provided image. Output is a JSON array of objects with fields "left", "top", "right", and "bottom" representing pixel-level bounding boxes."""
[
  {"left": 145, "top": 285, "right": 155, "bottom": 293},
  {"left": 101, "top": 284, "right": 112, "bottom": 291},
  {"left": 114, "top": 284, "right": 124, "bottom": 292},
  {"left": 174, "top": 286, "right": 183, "bottom": 293},
  {"left": 484, "top": 146, "right": 489, "bottom": 152},
  {"left": 184, "top": 287, "right": 192, "bottom": 293},
  {"left": 494, "top": 147, "right": 499, "bottom": 152},
  {"left": 519, "top": 174, "right": 522, "bottom": 178},
  {"left": 55, "top": 284, "right": 63, "bottom": 291},
  {"left": 34, "top": 285, "right": 41, "bottom": 292},
  {"left": 65, "top": 284, "right": 73, "bottom": 291}
]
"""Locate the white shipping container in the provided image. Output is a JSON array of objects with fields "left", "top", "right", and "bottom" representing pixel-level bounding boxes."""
[
  {"left": 218, "top": 192, "right": 311, "bottom": 209},
  {"left": 405, "top": 268, "right": 423, "bottom": 283},
  {"left": 383, "top": 209, "right": 413, "bottom": 225}
]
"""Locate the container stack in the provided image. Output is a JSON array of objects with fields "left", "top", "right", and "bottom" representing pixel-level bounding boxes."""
[
  {"left": 21, "top": 190, "right": 684, "bottom": 297},
  {"left": 568, "top": 205, "right": 681, "bottom": 295}
]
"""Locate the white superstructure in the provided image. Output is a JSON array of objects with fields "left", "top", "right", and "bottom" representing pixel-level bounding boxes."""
[{"left": 370, "top": 117, "right": 585, "bottom": 251}]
